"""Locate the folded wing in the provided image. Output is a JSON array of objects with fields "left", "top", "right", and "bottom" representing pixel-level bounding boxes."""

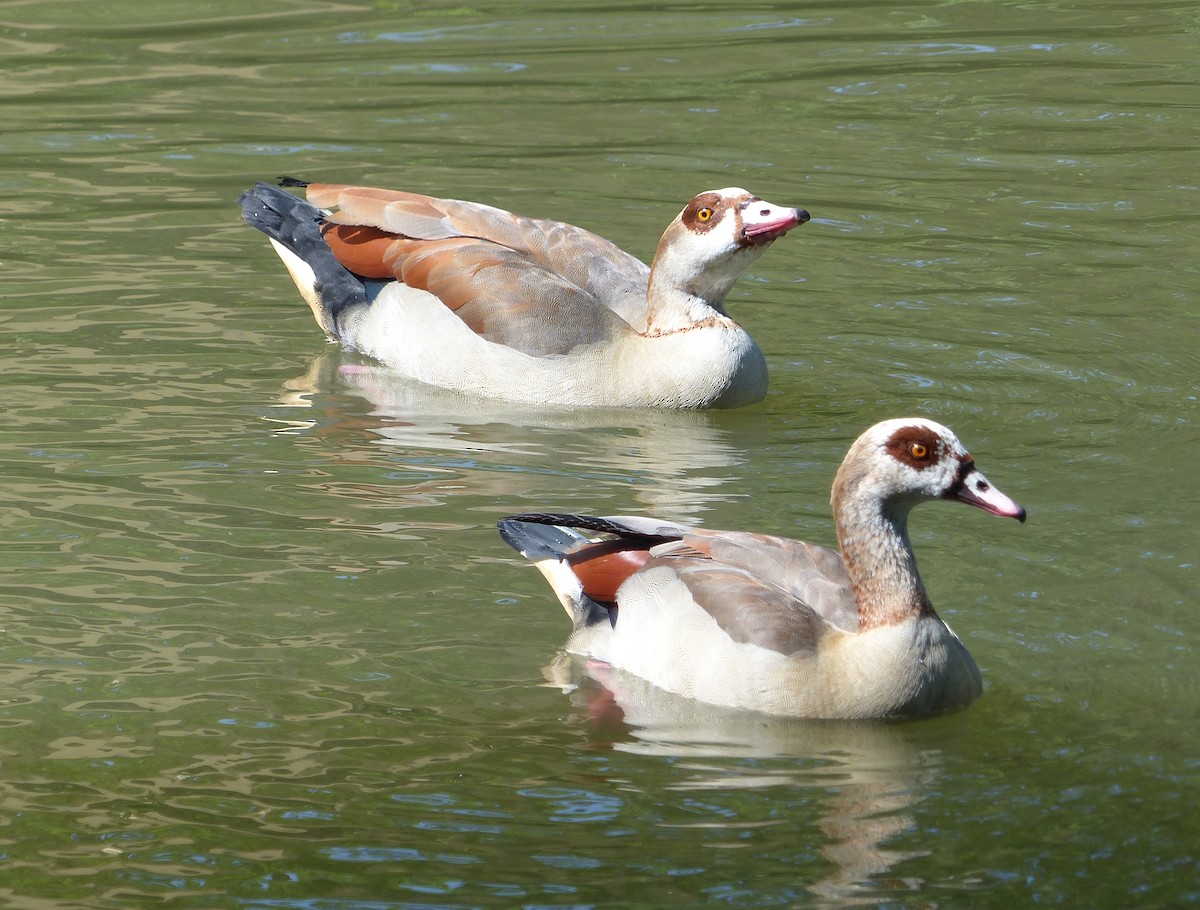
[
  {"left": 501, "top": 514, "right": 857, "bottom": 659},
  {"left": 305, "top": 183, "right": 652, "bottom": 355}
]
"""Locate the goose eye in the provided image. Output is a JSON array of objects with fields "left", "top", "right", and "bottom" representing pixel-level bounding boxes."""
[
  {"left": 696, "top": 207, "right": 714, "bottom": 222},
  {"left": 909, "top": 442, "right": 929, "bottom": 460}
]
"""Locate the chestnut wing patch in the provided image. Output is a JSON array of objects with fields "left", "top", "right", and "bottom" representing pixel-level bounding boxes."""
[{"left": 566, "top": 539, "right": 654, "bottom": 607}]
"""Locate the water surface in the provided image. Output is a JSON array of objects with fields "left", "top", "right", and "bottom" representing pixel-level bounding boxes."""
[{"left": 0, "top": 0, "right": 1197, "bottom": 907}]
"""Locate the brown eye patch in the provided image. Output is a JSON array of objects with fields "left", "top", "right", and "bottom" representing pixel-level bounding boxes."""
[
  {"left": 885, "top": 425, "right": 944, "bottom": 470},
  {"left": 682, "top": 193, "right": 725, "bottom": 233}
]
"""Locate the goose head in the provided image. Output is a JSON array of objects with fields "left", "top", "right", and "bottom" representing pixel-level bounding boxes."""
[
  {"left": 834, "top": 418, "right": 1027, "bottom": 527},
  {"left": 649, "top": 188, "right": 809, "bottom": 308}
]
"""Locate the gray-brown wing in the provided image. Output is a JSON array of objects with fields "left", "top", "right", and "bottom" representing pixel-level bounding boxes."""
[
  {"left": 654, "top": 557, "right": 833, "bottom": 657},
  {"left": 381, "top": 235, "right": 636, "bottom": 355},
  {"left": 440, "top": 199, "right": 652, "bottom": 326},
  {"left": 656, "top": 530, "right": 858, "bottom": 641},
  {"left": 309, "top": 183, "right": 653, "bottom": 326},
  {"left": 304, "top": 182, "right": 652, "bottom": 352}
]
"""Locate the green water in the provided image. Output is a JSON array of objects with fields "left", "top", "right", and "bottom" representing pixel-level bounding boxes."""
[{"left": 0, "top": 0, "right": 1196, "bottom": 906}]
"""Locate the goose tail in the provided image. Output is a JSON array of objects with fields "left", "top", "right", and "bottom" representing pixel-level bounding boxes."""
[{"left": 239, "top": 180, "right": 368, "bottom": 338}]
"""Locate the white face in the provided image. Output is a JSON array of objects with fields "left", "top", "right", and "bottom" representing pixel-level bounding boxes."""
[
  {"left": 679, "top": 188, "right": 807, "bottom": 246},
  {"left": 853, "top": 418, "right": 1026, "bottom": 520},
  {"left": 653, "top": 188, "right": 807, "bottom": 300}
]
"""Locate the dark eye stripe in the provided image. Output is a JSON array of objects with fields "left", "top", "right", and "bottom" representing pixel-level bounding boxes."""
[{"left": 947, "top": 454, "right": 976, "bottom": 493}]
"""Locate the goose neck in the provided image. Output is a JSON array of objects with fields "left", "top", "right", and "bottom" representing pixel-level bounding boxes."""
[
  {"left": 833, "top": 491, "right": 932, "bottom": 630},
  {"left": 643, "top": 275, "right": 726, "bottom": 334}
]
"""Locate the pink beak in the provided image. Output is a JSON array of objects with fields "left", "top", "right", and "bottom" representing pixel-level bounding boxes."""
[
  {"left": 952, "top": 467, "right": 1027, "bottom": 523},
  {"left": 742, "top": 206, "right": 810, "bottom": 244}
]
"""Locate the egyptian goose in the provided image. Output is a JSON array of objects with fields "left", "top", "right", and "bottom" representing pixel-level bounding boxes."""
[
  {"left": 497, "top": 418, "right": 1027, "bottom": 720},
  {"left": 239, "top": 179, "right": 808, "bottom": 408}
]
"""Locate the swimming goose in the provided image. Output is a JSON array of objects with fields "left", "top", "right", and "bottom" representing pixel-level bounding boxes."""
[
  {"left": 497, "top": 418, "right": 1027, "bottom": 719},
  {"left": 239, "top": 179, "right": 808, "bottom": 408}
]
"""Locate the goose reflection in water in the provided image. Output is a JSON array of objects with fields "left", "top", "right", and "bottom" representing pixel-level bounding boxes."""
[
  {"left": 269, "top": 350, "right": 756, "bottom": 520},
  {"left": 546, "top": 653, "right": 955, "bottom": 904}
]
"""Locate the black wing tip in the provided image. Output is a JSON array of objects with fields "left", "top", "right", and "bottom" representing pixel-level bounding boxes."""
[
  {"left": 238, "top": 182, "right": 311, "bottom": 229},
  {"left": 497, "top": 515, "right": 596, "bottom": 561},
  {"left": 500, "top": 512, "right": 594, "bottom": 527},
  {"left": 496, "top": 513, "right": 678, "bottom": 541},
  {"left": 238, "top": 180, "right": 367, "bottom": 323},
  {"left": 498, "top": 513, "right": 586, "bottom": 548},
  {"left": 499, "top": 513, "right": 636, "bottom": 536},
  {"left": 237, "top": 179, "right": 306, "bottom": 211}
]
